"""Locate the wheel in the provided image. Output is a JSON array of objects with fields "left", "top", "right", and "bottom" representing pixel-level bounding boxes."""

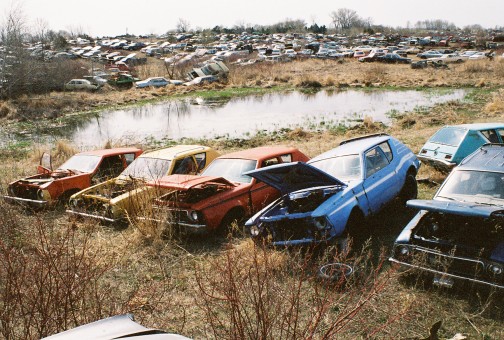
[
  {"left": 219, "top": 208, "right": 245, "bottom": 236},
  {"left": 345, "top": 209, "right": 367, "bottom": 250},
  {"left": 399, "top": 173, "right": 418, "bottom": 205}
]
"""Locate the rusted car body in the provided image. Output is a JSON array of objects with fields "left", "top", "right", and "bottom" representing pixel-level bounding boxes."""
[
  {"left": 4, "top": 147, "right": 142, "bottom": 208},
  {"left": 140, "top": 146, "right": 310, "bottom": 234},
  {"left": 66, "top": 145, "right": 219, "bottom": 223}
]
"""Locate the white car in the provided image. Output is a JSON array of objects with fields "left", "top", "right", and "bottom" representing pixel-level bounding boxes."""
[
  {"left": 285, "top": 49, "right": 297, "bottom": 58},
  {"left": 64, "top": 79, "right": 99, "bottom": 91},
  {"left": 135, "top": 77, "right": 169, "bottom": 88},
  {"left": 468, "top": 51, "right": 490, "bottom": 60},
  {"left": 429, "top": 53, "right": 465, "bottom": 64}
]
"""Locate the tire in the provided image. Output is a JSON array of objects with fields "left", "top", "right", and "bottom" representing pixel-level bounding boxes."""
[
  {"left": 399, "top": 173, "right": 418, "bottom": 205},
  {"left": 219, "top": 208, "right": 245, "bottom": 236},
  {"left": 345, "top": 209, "right": 367, "bottom": 249}
]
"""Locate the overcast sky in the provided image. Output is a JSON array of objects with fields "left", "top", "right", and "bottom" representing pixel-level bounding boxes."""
[{"left": 1, "top": 0, "right": 503, "bottom": 37}]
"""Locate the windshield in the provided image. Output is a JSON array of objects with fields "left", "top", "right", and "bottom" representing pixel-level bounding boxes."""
[
  {"left": 429, "top": 127, "right": 467, "bottom": 146},
  {"left": 437, "top": 170, "right": 504, "bottom": 205},
  {"left": 309, "top": 154, "right": 361, "bottom": 180},
  {"left": 202, "top": 158, "right": 257, "bottom": 183},
  {"left": 58, "top": 155, "right": 101, "bottom": 173},
  {"left": 120, "top": 157, "right": 172, "bottom": 180}
]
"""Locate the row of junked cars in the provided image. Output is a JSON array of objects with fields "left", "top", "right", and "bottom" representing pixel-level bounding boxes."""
[{"left": 4, "top": 123, "right": 504, "bottom": 290}]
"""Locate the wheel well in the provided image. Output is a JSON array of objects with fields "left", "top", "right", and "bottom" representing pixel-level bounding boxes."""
[
  {"left": 59, "top": 188, "right": 81, "bottom": 204},
  {"left": 407, "top": 166, "right": 417, "bottom": 177}
]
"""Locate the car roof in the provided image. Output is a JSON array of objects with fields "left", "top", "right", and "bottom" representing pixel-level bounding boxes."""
[
  {"left": 444, "top": 123, "right": 504, "bottom": 131},
  {"left": 311, "top": 134, "right": 390, "bottom": 160},
  {"left": 141, "top": 145, "right": 211, "bottom": 160},
  {"left": 219, "top": 146, "right": 301, "bottom": 161},
  {"left": 458, "top": 144, "right": 504, "bottom": 172},
  {"left": 78, "top": 147, "right": 142, "bottom": 157}
]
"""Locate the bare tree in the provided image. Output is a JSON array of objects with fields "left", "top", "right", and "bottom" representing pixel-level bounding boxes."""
[
  {"left": 330, "top": 8, "right": 359, "bottom": 30},
  {"left": 176, "top": 18, "right": 191, "bottom": 33}
]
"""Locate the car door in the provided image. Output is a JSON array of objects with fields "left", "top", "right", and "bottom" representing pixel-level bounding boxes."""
[{"left": 362, "top": 143, "right": 397, "bottom": 214}]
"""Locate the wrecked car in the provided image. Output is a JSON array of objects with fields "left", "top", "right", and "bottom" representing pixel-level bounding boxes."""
[
  {"left": 390, "top": 144, "right": 504, "bottom": 289},
  {"left": 67, "top": 145, "right": 219, "bottom": 223},
  {"left": 42, "top": 313, "right": 189, "bottom": 339},
  {"left": 418, "top": 123, "right": 504, "bottom": 172},
  {"left": 244, "top": 134, "right": 420, "bottom": 247},
  {"left": 139, "top": 146, "right": 309, "bottom": 234},
  {"left": 4, "top": 147, "right": 142, "bottom": 208}
]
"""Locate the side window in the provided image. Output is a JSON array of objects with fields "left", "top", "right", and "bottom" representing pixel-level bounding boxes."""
[
  {"left": 262, "top": 157, "right": 279, "bottom": 168},
  {"left": 95, "top": 155, "right": 124, "bottom": 179},
  {"left": 280, "top": 154, "right": 292, "bottom": 163},
  {"left": 124, "top": 153, "right": 136, "bottom": 166},
  {"left": 481, "top": 130, "right": 500, "bottom": 143},
  {"left": 194, "top": 152, "right": 207, "bottom": 171},
  {"left": 173, "top": 156, "right": 197, "bottom": 175},
  {"left": 497, "top": 129, "right": 504, "bottom": 142},
  {"left": 378, "top": 141, "right": 393, "bottom": 162},
  {"left": 365, "top": 147, "right": 389, "bottom": 178}
]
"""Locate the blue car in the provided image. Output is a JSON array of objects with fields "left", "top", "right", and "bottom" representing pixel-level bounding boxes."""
[
  {"left": 244, "top": 134, "right": 420, "bottom": 247},
  {"left": 418, "top": 123, "right": 504, "bottom": 172},
  {"left": 390, "top": 144, "right": 504, "bottom": 289}
]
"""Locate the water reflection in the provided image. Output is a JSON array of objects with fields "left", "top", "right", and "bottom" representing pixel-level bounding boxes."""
[{"left": 1, "top": 89, "right": 466, "bottom": 148}]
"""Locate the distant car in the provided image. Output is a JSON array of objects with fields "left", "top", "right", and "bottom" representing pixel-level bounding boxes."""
[
  {"left": 468, "top": 51, "right": 490, "bottom": 60},
  {"left": 64, "top": 79, "right": 99, "bottom": 91},
  {"left": 353, "top": 51, "right": 367, "bottom": 59},
  {"left": 245, "top": 134, "right": 420, "bottom": 247},
  {"left": 418, "top": 123, "right": 504, "bottom": 172},
  {"left": 67, "top": 145, "right": 220, "bottom": 224},
  {"left": 4, "top": 148, "right": 142, "bottom": 208},
  {"left": 183, "top": 75, "right": 217, "bottom": 86},
  {"left": 428, "top": 53, "right": 465, "bottom": 64},
  {"left": 416, "top": 50, "right": 443, "bottom": 59},
  {"left": 42, "top": 313, "right": 189, "bottom": 339},
  {"left": 390, "top": 144, "right": 504, "bottom": 290},
  {"left": 285, "top": 49, "right": 297, "bottom": 58},
  {"left": 139, "top": 146, "right": 310, "bottom": 234},
  {"left": 135, "top": 77, "right": 169, "bottom": 88},
  {"left": 376, "top": 53, "right": 412, "bottom": 64}
]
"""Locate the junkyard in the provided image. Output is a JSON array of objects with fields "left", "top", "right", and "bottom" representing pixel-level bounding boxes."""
[{"left": 1, "top": 4, "right": 504, "bottom": 340}]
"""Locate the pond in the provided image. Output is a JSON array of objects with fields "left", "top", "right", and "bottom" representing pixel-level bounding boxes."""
[{"left": 2, "top": 88, "right": 467, "bottom": 148}]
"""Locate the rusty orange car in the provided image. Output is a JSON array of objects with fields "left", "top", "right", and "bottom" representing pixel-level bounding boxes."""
[
  {"left": 4, "top": 147, "right": 143, "bottom": 208},
  {"left": 140, "top": 146, "right": 309, "bottom": 234}
]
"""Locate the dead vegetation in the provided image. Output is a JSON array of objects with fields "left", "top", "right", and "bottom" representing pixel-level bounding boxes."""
[{"left": 1, "top": 57, "right": 504, "bottom": 339}]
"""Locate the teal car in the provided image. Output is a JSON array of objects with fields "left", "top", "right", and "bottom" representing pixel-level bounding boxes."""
[{"left": 418, "top": 123, "right": 504, "bottom": 172}]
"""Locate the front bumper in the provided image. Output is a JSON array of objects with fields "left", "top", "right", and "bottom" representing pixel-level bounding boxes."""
[
  {"left": 137, "top": 215, "right": 208, "bottom": 235},
  {"left": 66, "top": 209, "right": 120, "bottom": 223},
  {"left": 389, "top": 257, "right": 504, "bottom": 290},
  {"left": 3, "top": 195, "right": 49, "bottom": 208}
]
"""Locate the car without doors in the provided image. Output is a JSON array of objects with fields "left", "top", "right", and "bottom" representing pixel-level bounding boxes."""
[
  {"left": 4, "top": 147, "right": 142, "bottom": 208},
  {"left": 67, "top": 145, "right": 219, "bottom": 224},
  {"left": 244, "top": 134, "right": 420, "bottom": 247}
]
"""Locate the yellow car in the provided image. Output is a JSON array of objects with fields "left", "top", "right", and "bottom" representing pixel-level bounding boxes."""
[{"left": 66, "top": 145, "right": 219, "bottom": 224}]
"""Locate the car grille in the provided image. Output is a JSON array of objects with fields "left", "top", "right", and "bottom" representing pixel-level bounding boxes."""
[
  {"left": 10, "top": 185, "right": 39, "bottom": 200},
  {"left": 265, "top": 219, "right": 316, "bottom": 242},
  {"left": 411, "top": 246, "right": 486, "bottom": 278}
]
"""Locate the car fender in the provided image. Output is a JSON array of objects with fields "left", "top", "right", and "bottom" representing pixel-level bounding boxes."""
[{"left": 322, "top": 187, "right": 367, "bottom": 237}]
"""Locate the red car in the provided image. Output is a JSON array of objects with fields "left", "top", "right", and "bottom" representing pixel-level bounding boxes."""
[
  {"left": 4, "top": 147, "right": 143, "bottom": 208},
  {"left": 141, "top": 146, "right": 309, "bottom": 233}
]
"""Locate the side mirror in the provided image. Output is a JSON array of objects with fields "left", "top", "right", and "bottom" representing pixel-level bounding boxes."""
[{"left": 40, "top": 152, "right": 52, "bottom": 171}]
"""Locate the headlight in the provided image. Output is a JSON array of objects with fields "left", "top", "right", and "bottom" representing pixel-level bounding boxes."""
[
  {"left": 488, "top": 263, "right": 503, "bottom": 276},
  {"left": 37, "top": 189, "right": 44, "bottom": 200},
  {"left": 395, "top": 245, "right": 410, "bottom": 258},
  {"left": 313, "top": 217, "right": 328, "bottom": 230},
  {"left": 250, "top": 226, "right": 260, "bottom": 236},
  {"left": 190, "top": 211, "right": 199, "bottom": 222}
]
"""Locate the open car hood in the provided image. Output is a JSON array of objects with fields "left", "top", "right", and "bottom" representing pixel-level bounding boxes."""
[
  {"left": 149, "top": 174, "right": 236, "bottom": 190},
  {"left": 407, "top": 199, "right": 504, "bottom": 218},
  {"left": 244, "top": 162, "right": 346, "bottom": 195}
]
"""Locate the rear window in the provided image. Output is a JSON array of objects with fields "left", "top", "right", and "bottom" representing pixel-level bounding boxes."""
[{"left": 429, "top": 127, "right": 467, "bottom": 146}]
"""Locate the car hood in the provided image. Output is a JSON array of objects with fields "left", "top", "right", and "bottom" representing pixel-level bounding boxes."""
[
  {"left": 149, "top": 174, "right": 236, "bottom": 190},
  {"left": 244, "top": 162, "right": 345, "bottom": 195},
  {"left": 407, "top": 199, "right": 504, "bottom": 218}
]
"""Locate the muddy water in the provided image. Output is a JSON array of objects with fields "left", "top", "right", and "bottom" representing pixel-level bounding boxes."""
[{"left": 3, "top": 89, "right": 466, "bottom": 148}]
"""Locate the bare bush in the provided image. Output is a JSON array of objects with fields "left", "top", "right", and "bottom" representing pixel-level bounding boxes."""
[{"left": 194, "top": 240, "right": 403, "bottom": 339}]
